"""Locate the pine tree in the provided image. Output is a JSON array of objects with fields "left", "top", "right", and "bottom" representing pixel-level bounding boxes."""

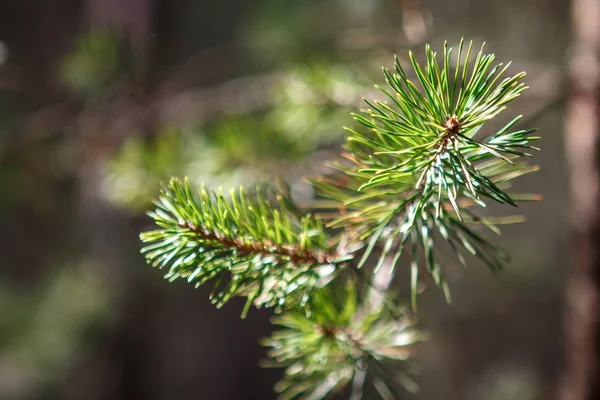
[{"left": 139, "top": 40, "right": 540, "bottom": 399}]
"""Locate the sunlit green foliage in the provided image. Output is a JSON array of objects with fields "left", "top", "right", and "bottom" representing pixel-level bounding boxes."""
[
  {"left": 313, "top": 40, "right": 539, "bottom": 309},
  {"left": 140, "top": 178, "right": 351, "bottom": 315},
  {"left": 140, "top": 40, "right": 540, "bottom": 399}
]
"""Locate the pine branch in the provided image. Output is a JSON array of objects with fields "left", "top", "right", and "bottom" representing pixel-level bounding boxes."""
[
  {"left": 313, "top": 39, "right": 540, "bottom": 309},
  {"left": 139, "top": 39, "right": 542, "bottom": 400},
  {"left": 140, "top": 178, "right": 349, "bottom": 315},
  {"left": 262, "top": 279, "right": 425, "bottom": 400}
]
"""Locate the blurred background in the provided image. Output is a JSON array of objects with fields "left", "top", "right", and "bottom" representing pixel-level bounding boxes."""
[{"left": 0, "top": 0, "right": 569, "bottom": 399}]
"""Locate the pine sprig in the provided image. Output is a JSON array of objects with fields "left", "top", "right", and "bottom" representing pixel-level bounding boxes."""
[
  {"left": 313, "top": 40, "right": 540, "bottom": 309},
  {"left": 140, "top": 178, "right": 349, "bottom": 315},
  {"left": 138, "top": 39, "right": 542, "bottom": 400},
  {"left": 262, "top": 279, "right": 425, "bottom": 399}
]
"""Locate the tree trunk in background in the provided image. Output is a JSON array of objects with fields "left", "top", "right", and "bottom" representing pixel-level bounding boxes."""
[{"left": 560, "top": 0, "right": 600, "bottom": 398}]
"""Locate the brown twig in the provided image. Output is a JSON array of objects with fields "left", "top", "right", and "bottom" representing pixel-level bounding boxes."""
[{"left": 180, "top": 221, "right": 339, "bottom": 266}]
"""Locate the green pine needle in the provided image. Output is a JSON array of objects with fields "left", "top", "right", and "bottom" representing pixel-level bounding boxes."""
[
  {"left": 138, "top": 38, "right": 542, "bottom": 400},
  {"left": 313, "top": 39, "right": 540, "bottom": 310},
  {"left": 262, "top": 279, "right": 425, "bottom": 399},
  {"left": 140, "top": 178, "right": 349, "bottom": 315}
]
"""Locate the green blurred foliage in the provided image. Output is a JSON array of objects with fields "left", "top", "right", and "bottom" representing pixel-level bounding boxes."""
[
  {"left": 467, "top": 364, "right": 539, "bottom": 400},
  {"left": 59, "top": 30, "right": 125, "bottom": 98},
  {"left": 104, "top": 62, "right": 367, "bottom": 210},
  {"left": 0, "top": 261, "right": 113, "bottom": 399},
  {"left": 242, "top": 1, "right": 342, "bottom": 63}
]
